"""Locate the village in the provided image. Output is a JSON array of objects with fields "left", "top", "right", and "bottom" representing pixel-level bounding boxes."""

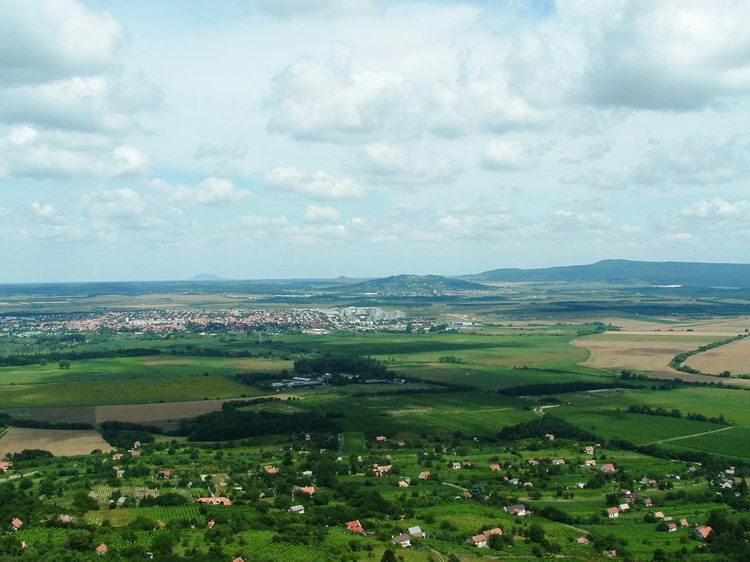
[{"left": 0, "top": 422, "right": 738, "bottom": 561}]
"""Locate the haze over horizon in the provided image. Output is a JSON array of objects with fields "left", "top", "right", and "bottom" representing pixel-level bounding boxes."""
[{"left": 3, "top": 0, "right": 750, "bottom": 283}]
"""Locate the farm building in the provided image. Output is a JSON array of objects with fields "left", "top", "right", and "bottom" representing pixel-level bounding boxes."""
[
  {"left": 408, "top": 526, "right": 425, "bottom": 538},
  {"left": 392, "top": 533, "right": 411, "bottom": 548},
  {"left": 288, "top": 505, "right": 305, "bottom": 514}
]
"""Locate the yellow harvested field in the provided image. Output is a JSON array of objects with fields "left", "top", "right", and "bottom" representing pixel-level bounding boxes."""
[
  {"left": 571, "top": 334, "right": 720, "bottom": 375},
  {"left": 0, "top": 427, "right": 112, "bottom": 456},
  {"left": 94, "top": 394, "right": 299, "bottom": 424},
  {"left": 685, "top": 336, "right": 750, "bottom": 375}
]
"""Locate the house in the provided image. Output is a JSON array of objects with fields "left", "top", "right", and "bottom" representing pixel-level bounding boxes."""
[
  {"left": 96, "top": 544, "right": 108, "bottom": 555},
  {"left": 392, "top": 533, "right": 411, "bottom": 548},
  {"left": 157, "top": 469, "right": 171, "bottom": 480},
  {"left": 375, "top": 435, "right": 387, "bottom": 442},
  {"left": 470, "top": 534, "right": 488, "bottom": 548},
  {"left": 233, "top": 558, "right": 245, "bottom": 562},
  {"left": 346, "top": 520, "right": 366, "bottom": 535},
  {"left": 111, "top": 454, "right": 122, "bottom": 461},
  {"left": 576, "top": 537, "right": 590, "bottom": 544},
  {"left": 462, "top": 461, "right": 473, "bottom": 468},
  {"left": 606, "top": 507, "right": 619, "bottom": 518},
  {"left": 654, "top": 512, "right": 665, "bottom": 520},
  {"left": 59, "top": 515, "right": 75, "bottom": 524},
  {"left": 288, "top": 505, "right": 305, "bottom": 514},
  {"left": 304, "top": 433, "right": 311, "bottom": 441},
  {"left": 195, "top": 497, "right": 232, "bottom": 506},
  {"left": 299, "top": 486, "right": 315, "bottom": 496},
  {"left": 584, "top": 446, "right": 595, "bottom": 455},
  {"left": 584, "top": 459, "right": 597, "bottom": 467},
  {"left": 505, "top": 504, "right": 528, "bottom": 516},
  {"left": 575, "top": 482, "right": 586, "bottom": 489},
  {"left": 9, "top": 518, "right": 23, "bottom": 531},
  {"left": 604, "top": 550, "right": 617, "bottom": 558},
  {"left": 452, "top": 462, "right": 462, "bottom": 470},
  {"left": 643, "top": 498, "right": 653, "bottom": 507},
  {"left": 419, "top": 471, "right": 431, "bottom": 479},
  {"left": 398, "top": 480, "right": 409, "bottom": 488},
  {"left": 601, "top": 463, "right": 616, "bottom": 473},
  {"left": 373, "top": 464, "right": 392, "bottom": 477},
  {"left": 527, "top": 458, "right": 539, "bottom": 466},
  {"left": 552, "top": 458, "right": 565, "bottom": 466},
  {"left": 489, "top": 463, "right": 501, "bottom": 471},
  {"left": 694, "top": 526, "right": 712, "bottom": 541},
  {"left": 508, "top": 478, "right": 520, "bottom": 486},
  {"left": 0, "top": 461, "right": 13, "bottom": 472},
  {"left": 408, "top": 526, "right": 425, "bottom": 538},
  {"left": 206, "top": 519, "right": 215, "bottom": 529},
  {"left": 544, "top": 433, "right": 555, "bottom": 441},
  {"left": 483, "top": 528, "right": 502, "bottom": 537},
  {"left": 667, "top": 523, "right": 677, "bottom": 533},
  {"left": 619, "top": 504, "right": 630, "bottom": 512},
  {"left": 680, "top": 518, "right": 689, "bottom": 527}
]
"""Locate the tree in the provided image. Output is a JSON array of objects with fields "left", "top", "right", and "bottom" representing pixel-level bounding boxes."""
[
  {"left": 381, "top": 548, "right": 397, "bottom": 562},
  {"left": 58, "top": 360, "right": 71, "bottom": 370}
]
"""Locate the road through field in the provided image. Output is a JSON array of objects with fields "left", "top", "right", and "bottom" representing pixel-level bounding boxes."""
[{"left": 644, "top": 425, "right": 734, "bottom": 445}]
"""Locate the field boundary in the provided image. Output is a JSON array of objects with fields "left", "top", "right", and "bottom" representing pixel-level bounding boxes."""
[{"left": 644, "top": 425, "right": 734, "bottom": 446}]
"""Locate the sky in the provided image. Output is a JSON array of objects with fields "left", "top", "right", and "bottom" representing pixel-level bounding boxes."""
[{"left": 2, "top": 0, "right": 750, "bottom": 282}]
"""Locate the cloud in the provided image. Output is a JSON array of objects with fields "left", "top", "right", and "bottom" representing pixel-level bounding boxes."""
[
  {"left": 263, "top": 166, "right": 365, "bottom": 200},
  {"left": 304, "top": 204, "right": 340, "bottom": 223},
  {"left": 194, "top": 142, "right": 248, "bottom": 160},
  {"left": 632, "top": 135, "right": 750, "bottom": 187},
  {"left": 559, "top": 139, "right": 612, "bottom": 164},
  {"left": 552, "top": 209, "right": 611, "bottom": 231},
  {"left": 352, "top": 143, "right": 461, "bottom": 185},
  {"left": 31, "top": 202, "right": 55, "bottom": 218},
  {"left": 662, "top": 232, "right": 697, "bottom": 244},
  {"left": 680, "top": 198, "right": 750, "bottom": 221},
  {"left": 574, "top": 0, "right": 750, "bottom": 110},
  {"left": 0, "top": 126, "right": 149, "bottom": 179},
  {"left": 147, "top": 178, "right": 250, "bottom": 206},
  {"left": 435, "top": 204, "right": 514, "bottom": 239},
  {"left": 266, "top": 55, "right": 421, "bottom": 143},
  {"left": 225, "top": 214, "right": 349, "bottom": 244},
  {"left": 481, "top": 139, "right": 540, "bottom": 170},
  {"left": 0, "top": 0, "right": 122, "bottom": 86},
  {"left": 249, "top": 0, "right": 378, "bottom": 18}
]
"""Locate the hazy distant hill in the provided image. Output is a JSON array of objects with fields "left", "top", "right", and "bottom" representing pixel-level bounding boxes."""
[
  {"left": 337, "top": 274, "right": 489, "bottom": 294},
  {"left": 188, "top": 273, "right": 228, "bottom": 282},
  {"left": 471, "top": 259, "right": 750, "bottom": 287}
]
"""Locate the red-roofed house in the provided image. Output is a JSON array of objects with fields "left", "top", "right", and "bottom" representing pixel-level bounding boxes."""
[
  {"left": 299, "top": 486, "right": 315, "bottom": 496},
  {"left": 195, "top": 497, "right": 232, "bottom": 506},
  {"left": 419, "top": 471, "right": 430, "bottom": 479},
  {"left": 375, "top": 435, "right": 387, "bottom": 442},
  {"left": 606, "top": 507, "right": 619, "bottom": 518},
  {"left": 264, "top": 465, "right": 280, "bottom": 475},
  {"left": 0, "top": 461, "right": 12, "bottom": 472},
  {"left": 694, "top": 526, "right": 712, "bottom": 541},
  {"left": 96, "top": 543, "right": 108, "bottom": 555},
  {"left": 489, "top": 463, "right": 500, "bottom": 471},
  {"left": 470, "top": 534, "right": 488, "bottom": 548},
  {"left": 9, "top": 518, "right": 22, "bottom": 531},
  {"left": 346, "top": 520, "right": 366, "bottom": 535},
  {"left": 601, "top": 463, "right": 617, "bottom": 473}
]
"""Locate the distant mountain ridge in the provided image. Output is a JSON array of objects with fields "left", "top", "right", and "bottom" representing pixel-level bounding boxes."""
[
  {"left": 470, "top": 259, "right": 750, "bottom": 287},
  {"left": 188, "top": 273, "right": 228, "bottom": 281},
  {"left": 337, "top": 274, "right": 488, "bottom": 294}
]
